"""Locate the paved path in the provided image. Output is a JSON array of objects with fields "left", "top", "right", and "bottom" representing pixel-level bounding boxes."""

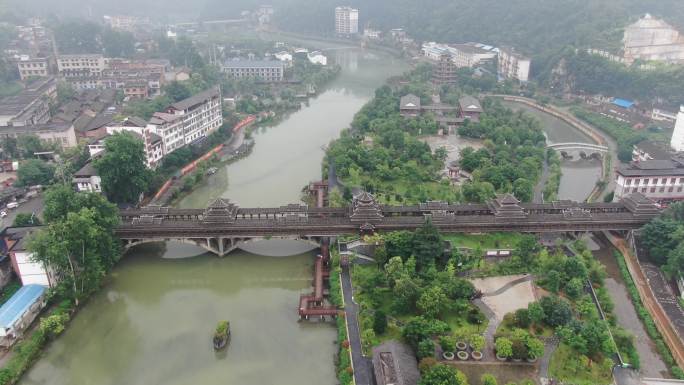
[
  {"left": 539, "top": 337, "right": 559, "bottom": 379},
  {"left": 473, "top": 298, "right": 497, "bottom": 360},
  {"left": 340, "top": 264, "right": 373, "bottom": 385},
  {"left": 481, "top": 275, "right": 533, "bottom": 297},
  {"left": 0, "top": 194, "right": 43, "bottom": 226}
]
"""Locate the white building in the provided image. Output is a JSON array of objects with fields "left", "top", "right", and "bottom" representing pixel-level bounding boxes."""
[
  {"left": 274, "top": 51, "right": 293, "bottom": 64},
  {"left": 498, "top": 47, "right": 531, "bottom": 82},
  {"left": 308, "top": 51, "right": 328, "bottom": 65},
  {"left": 614, "top": 156, "right": 684, "bottom": 202},
  {"left": 422, "top": 42, "right": 497, "bottom": 68},
  {"left": 164, "top": 86, "right": 223, "bottom": 146},
  {"left": 652, "top": 108, "right": 678, "bottom": 123},
  {"left": 0, "top": 284, "right": 47, "bottom": 347},
  {"left": 335, "top": 6, "right": 359, "bottom": 35},
  {"left": 364, "top": 29, "right": 381, "bottom": 40},
  {"left": 56, "top": 54, "right": 106, "bottom": 77},
  {"left": 88, "top": 117, "right": 166, "bottom": 169},
  {"left": 670, "top": 106, "right": 684, "bottom": 151},
  {"left": 2, "top": 227, "right": 58, "bottom": 287},
  {"left": 17, "top": 57, "right": 49, "bottom": 80},
  {"left": 148, "top": 112, "right": 186, "bottom": 154},
  {"left": 73, "top": 161, "right": 102, "bottom": 193}
]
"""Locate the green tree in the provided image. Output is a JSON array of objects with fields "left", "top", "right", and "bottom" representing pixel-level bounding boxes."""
[
  {"left": 417, "top": 286, "right": 449, "bottom": 319},
  {"left": 392, "top": 278, "right": 421, "bottom": 314},
  {"left": 16, "top": 159, "right": 55, "bottom": 186},
  {"left": 418, "top": 338, "right": 436, "bottom": 359},
  {"left": 419, "top": 364, "right": 468, "bottom": 385},
  {"left": 373, "top": 310, "right": 388, "bottom": 335},
  {"left": 12, "top": 212, "right": 40, "bottom": 227},
  {"left": 439, "top": 335, "right": 456, "bottom": 352},
  {"left": 527, "top": 302, "right": 544, "bottom": 325},
  {"left": 565, "top": 278, "right": 585, "bottom": 300},
  {"left": 17, "top": 135, "right": 45, "bottom": 158},
  {"left": 539, "top": 295, "right": 573, "bottom": 327},
  {"left": 165, "top": 81, "right": 192, "bottom": 102},
  {"left": 515, "top": 235, "right": 540, "bottom": 265},
  {"left": 94, "top": 132, "right": 150, "bottom": 204},
  {"left": 412, "top": 218, "right": 443, "bottom": 270},
  {"left": 526, "top": 337, "right": 545, "bottom": 358},
  {"left": 402, "top": 316, "right": 449, "bottom": 350},
  {"left": 28, "top": 206, "right": 120, "bottom": 304},
  {"left": 481, "top": 373, "right": 498, "bottom": 385},
  {"left": 102, "top": 28, "right": 135, "bottom": 58},
  {"left": 513, "top": 178, "right": 534, "bottom": 202},
  {"left": 469, "top": 334, "right": 485, "bottom": 352}
]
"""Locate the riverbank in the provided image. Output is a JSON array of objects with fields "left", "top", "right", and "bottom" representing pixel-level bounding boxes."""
[{"left": 496, "top": 96, "right": 611, "bottom": 202}]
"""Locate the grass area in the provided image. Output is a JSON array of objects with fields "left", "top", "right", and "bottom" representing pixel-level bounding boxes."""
[
  {"left": 549, "top": 344, "right": 613, "bottom": 385},
  {"left": 443, "top": 233, "right": 524, "bottom": 251}
]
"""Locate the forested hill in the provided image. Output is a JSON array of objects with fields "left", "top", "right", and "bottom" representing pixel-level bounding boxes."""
[{"left": 268, "top": 0, "right": 684, "bottom": 55}]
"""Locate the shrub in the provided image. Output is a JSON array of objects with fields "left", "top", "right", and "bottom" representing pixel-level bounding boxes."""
[
  {"left": 515, "top": 308, "right": 530, "bottom": 328},
  {"left": 481, "top": 373, "right": 498, "bottom": 385},
  {"left": 373, "top": 310, "right": 387, "bottom": 335},
  {"left": 512, "top": 339, "right": 528, "bottom": 360},
  {"left": 495, "top": 337, "right": 513, "bottom": 358},
  {"left": 439, "top": 335, "right": 456, "bottom": 352},
  {"left": 417, "top": 338, "right": 435, "bottom": 359},
  {"left": 470, "top": 334, "right": 486, "bottom": 351},
  {"left": 418, "top": 357, "right": 437, "bottom": 373},
  {"left": 526, "top": 337, "right": 544, "bottom": 358}
]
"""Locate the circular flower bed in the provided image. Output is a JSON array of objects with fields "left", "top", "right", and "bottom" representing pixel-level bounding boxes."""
[
  {"left": 471, "top": 351, "right": 483, "bottom": 360},
  {"left": 527, "top": 354, "right": 538, "bottom": 363},
  {"left": 442, "top": 352, "right": 455, "bottom": 361},
  {"left": 456, "top": 341, "right": 467, "bottom": 351},
  {"left": 457, "top": 351, "right": 469, "bottom": 361},
  {"left": 496, "top": 353, "right": 508, "bottom": 361}
]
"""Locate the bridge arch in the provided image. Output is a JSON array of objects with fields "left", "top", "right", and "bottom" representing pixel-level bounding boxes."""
[
  {"left": 122, "top": 235, "right": 323, "bottom": 257},
  {"left": 546, "top": 142, "right": 609, "bottom": 153}
]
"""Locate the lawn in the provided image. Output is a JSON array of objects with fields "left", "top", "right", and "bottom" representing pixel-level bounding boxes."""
[
  {"left": 444, "top": 233, "right": 524, "bottom": 251},
  {"left": 549, "top": 344, "right": 613, "bottom": 385}
]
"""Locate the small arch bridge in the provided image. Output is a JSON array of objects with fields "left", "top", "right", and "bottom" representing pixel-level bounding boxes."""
[{"left": 547, "top": 142, "right": 609, "bottom": 153}]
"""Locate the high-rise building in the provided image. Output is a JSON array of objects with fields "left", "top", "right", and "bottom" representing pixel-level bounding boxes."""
[
  {"left": 498, "top": 47, "right": 531, "bottom": 83},
  {"left": 335, "top": 6, "right": 359, "bottom": 35},
  {"left": 671, "top": 106, "right": 684, "bottom": 151}
]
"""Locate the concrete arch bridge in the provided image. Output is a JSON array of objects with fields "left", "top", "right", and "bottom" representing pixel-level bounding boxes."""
[{"left": 547, "top": 142, "right": 609, "bottom": 158}]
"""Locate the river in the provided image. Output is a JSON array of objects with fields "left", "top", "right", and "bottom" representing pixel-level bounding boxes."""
[
  {"left": 501, "top": 101, "right": 603, "bottom": 201},
  {"left": 19, "top": 48, "right": 409, "bottom": 385}
]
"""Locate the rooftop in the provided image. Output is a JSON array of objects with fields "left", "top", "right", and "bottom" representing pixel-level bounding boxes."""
[
  {"left": 372, "top": 340, "right": 420, "bottom": 385},
  {"left": 617, "top": 159, "right": 684, "bottom": 177},
  {"left": 400, "top": 94, "right": 421, "bottom": 110},
  {"left": 634, "top": 140, "right": 672, "bottom": 160},
  {"left": 612, "top": 98, "right": 635, "bottom": 109},
  {"left": 74, "top": 161, "right": 98, "bottom": 178},
  {"left": 169, "top": 87, "right": 221, "bottom": 112},
  {"left": 0, "top": 284, "right": 46, "bottom": 330},
  {"left": 459, "top": 95, "right": 483, "bottom": 113},
  {"left": 222, "top": 60, "right": 285, "bottom": 69}
]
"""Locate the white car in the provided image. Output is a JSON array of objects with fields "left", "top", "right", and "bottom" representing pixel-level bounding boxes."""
[{"left": 0, "top": 211, "right": 6, "bottom": 218}]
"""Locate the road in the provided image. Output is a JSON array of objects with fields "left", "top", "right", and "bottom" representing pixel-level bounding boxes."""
[
  {"left": 0, "top": 194, "right": 44, "bottom": 227},
  {"left": 340, "top": 264, "right": 373, "bottom": 385}
]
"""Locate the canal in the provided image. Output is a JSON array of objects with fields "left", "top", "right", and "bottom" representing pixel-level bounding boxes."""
[
  {"left": 19, "top": 48, "right": 409, "bottom": 385},
  {"left": 500, "top": 101, "right": 603, "bottom": 201}
]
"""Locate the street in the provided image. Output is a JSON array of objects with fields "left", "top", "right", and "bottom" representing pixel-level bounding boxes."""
[{"left": 0, "top": 195, "right": 44, "bottom": 228}]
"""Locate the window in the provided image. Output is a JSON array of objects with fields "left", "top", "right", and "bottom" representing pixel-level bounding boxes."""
[
  {"left": 660, "top": 187, "right": 665, "bottom": 192},
  {"left": 651, "top": 187, "right": 656, "bottom": 193},
  {"left": 632, "top": 187, "right": 638, "bottom": 193},
  {"left": 644, "top": 178, "right": 649, "bottom": 185},
  {"left": 642, "top": 187, "right": 647, "bottom": 193},
  {"left": 661, "top": 178, "right": 667, "bottom": 184},
  {"left": 669, "top": 187, "right": 674, "bottom": 192}
]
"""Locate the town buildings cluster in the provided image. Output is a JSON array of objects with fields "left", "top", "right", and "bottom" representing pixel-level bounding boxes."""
[{"left": 421, "top": 41, "right": 531, "bottom": 83}]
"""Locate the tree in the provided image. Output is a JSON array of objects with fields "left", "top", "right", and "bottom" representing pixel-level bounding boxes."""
[
  {"left": 412, "top": 218, "right": 444, "bottom": 270},
  {"left": 417, "top": 338, "right": 435, "bottom": 359},
  {"left": 12, "top": 212, "right": 40, "bottom": 227},
  {"left": 94, "top": 132, "right": 150, "bottom": 204},
  {"left": 527, "top": 302, "right": 544, "bottom": 325},
  {"left": 495, "top": 337, "right": 513, "bottom": 358},
  {"left": 515, "top": 235, "right": 540, "bottom": 265},
  {"left": 481, "top": 374, "right": 498, "bottom": 385},
  {"left": 16, "top": 135, "right": 44, "bottom": 158},
  {"left": 419, "top": 364, "right": 468, "bottom": 385},
  {"left": 402, "top": 316, "right": 449, "bottom": 350},
  {"left": 417, "top": 286, "right": 449, "bottom": 319},
  {"left": 392, "top": 277, "right": 421, "bottom": 313},
  {"left": 165, "top": 81, "right": 192, "bottom": 102},
  {"left": 102, "top": 28, "right": 135, "bottom": 58},
  {"left": 373, "top": 310, "right": 388, "bottom": 335},
  {"left": 513, "top": 178, "right": 533, "bottom": 202},
  {"left": 539, "top": 295, "right": 573, "bottom": 327},
  {"left": 16, "top": 159, "right": 55, "bottom": 186},
  {"left": 565, "top": 277, "right": 585, "bottom": 300},
  {"left": 385, "top": 256, "right": 406, "bottom": 285}
]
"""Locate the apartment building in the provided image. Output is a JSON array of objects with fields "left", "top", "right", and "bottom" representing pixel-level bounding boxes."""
[
  {"left": 222, "top": 60, "right": 284, "bottom": 82},
  {"left": 422, "top": 42, "right": 497, "bottom": 68},
  {"left": 0, "top": 77, "right": 56, "bottom": 127},
  {"left": 498, "top": 47, "right": 531, "bottom": 82},
  {"left": 165, "top": 87, "right": 223, "bottom": 145},
  {"left": 147, "top": 112, "right": 185, "bottom": 154},
  {"left": 614, "top": 155, "right": 684, "bottom": 202},
  {"left": 56, "top": 54, "right": 106, "bottom": 77},
  {"left": 16, "top": 57, "right": 49, "bottom": 80},
  {"left": 335, "top": 6, "right": 359, "bottom": 35}
]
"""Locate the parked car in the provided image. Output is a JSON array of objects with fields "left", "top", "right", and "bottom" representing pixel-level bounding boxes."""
[
  {"left": 0, "top": 211, "right": 6, "bottom": 218},
  {"left": 6, "top": 202, "right": 18, "bottom": 210}
]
